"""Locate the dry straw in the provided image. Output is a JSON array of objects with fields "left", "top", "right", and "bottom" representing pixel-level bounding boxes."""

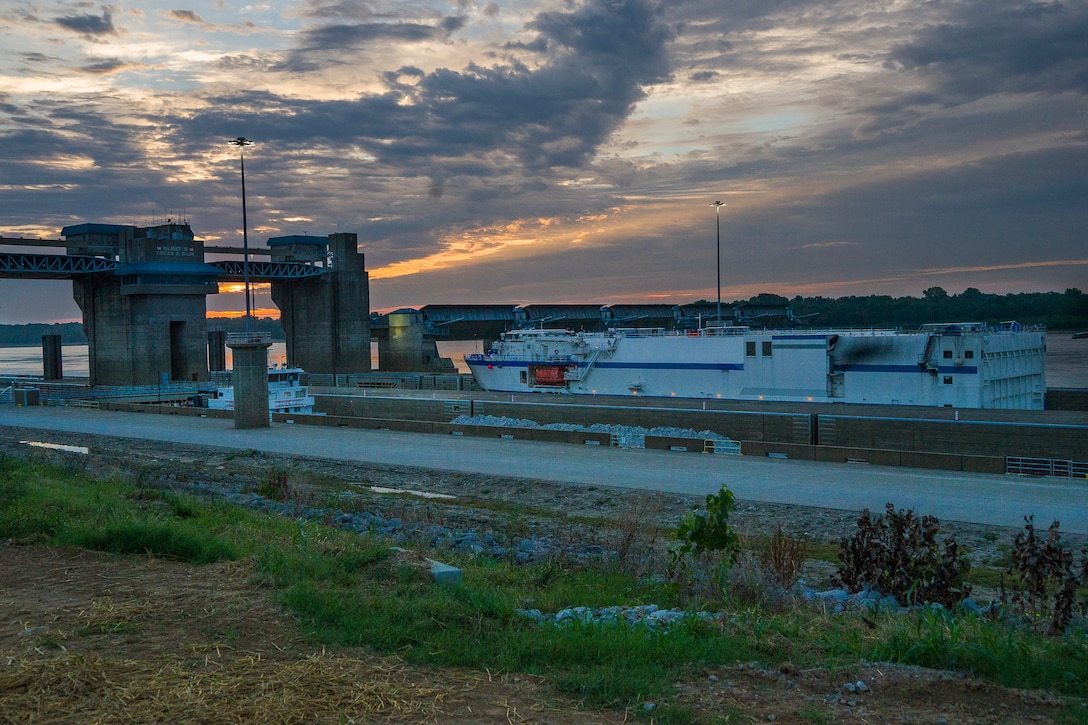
[{"left": 1, "top": 651, "right": 476, "bottom": 723}]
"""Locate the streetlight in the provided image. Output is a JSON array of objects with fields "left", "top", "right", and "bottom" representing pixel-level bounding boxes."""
[
  {"left": 710, "top": 200, "right": 726, "bottom": 326},
  {"left": 229, "top": 136, "right": 253, "bottom": 335}
]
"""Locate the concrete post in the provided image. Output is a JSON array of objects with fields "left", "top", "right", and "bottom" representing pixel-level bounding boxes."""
[
  {"left": 208, "top": 330, "right": 227, "bottom": 372},
  {"left": 42, "top": 334, "right": 63, "bottom": 381},
  {"left": 228, "top": 337, "right": 272, "bottom": 429}
]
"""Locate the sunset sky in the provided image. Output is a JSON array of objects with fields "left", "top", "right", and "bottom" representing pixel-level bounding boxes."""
[{"left": 1, "top": 0, "right": 1086, "bottom": 323}]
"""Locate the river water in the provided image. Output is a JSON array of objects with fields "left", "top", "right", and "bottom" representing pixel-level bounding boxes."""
[{"left": 1, "top": 335, "right": 1084, "bottom": 388}]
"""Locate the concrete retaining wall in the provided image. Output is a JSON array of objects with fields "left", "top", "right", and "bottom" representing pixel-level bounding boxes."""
[
  {"left": 1047, "top": 389, "right": 1088, "bottom": 411},
  {"left": 740, "top": 440, "right": 1006, "bottom": 473},
  {"left": 819, "top": 415, "right": 1087, "bottom": 460},
  {"left": 315, "top": 395, "right": 812, "bottom": 444}
]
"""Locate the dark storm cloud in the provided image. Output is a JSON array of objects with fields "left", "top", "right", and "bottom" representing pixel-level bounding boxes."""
[
  {"left": 54, "top": 9, "right": 117, "bottom": 37},
  {"left": 20, "top": 52, "right": 56, "bottom": 64},
  {"left": 79, "top": 58, "right": 133, "bottom": 74},
  {"left": 503, "top": 36, "right": 548, "bottom": 52},
  {"left": 299, "top": 20, "right": 448, "bottom": 49},
  {"left": 299, "top": 0, "right": 376, "bottom": 21},
  {"left": 166, "top": 9, "right": 206, "bottom": 25},
  {"left": 888, "top": 0, "right": 1088, "bottom": 101},
  {"left": 197, "top": 0, "right": 672, "bottom": 174},
  {"left": 278, "top": 15, "right": 464, "bottom": 71}
]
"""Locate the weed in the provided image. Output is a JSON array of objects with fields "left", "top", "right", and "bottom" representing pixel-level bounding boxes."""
[
  {"left": 800, "top": 705, "right": 833, "bottom": 724},
  {"left": 70, "top": 521, "right": 237, "bottom": 564},
  {"left": 837, "top": 503, "right": 971, "bottom": 608},
  {"left": 726, "top": 551, "right": 791, "bottom": 609},
  {"left": 257, "top": 469, "right": 294, "bottom": 502},
  {"left": 753, "top": 525, "right": 809, "bottom": 590},
  {"left": 1004, "top": 516, "right": 1088, "bottom": 635}
]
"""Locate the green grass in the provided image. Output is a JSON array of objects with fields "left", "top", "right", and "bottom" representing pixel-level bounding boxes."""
[{"left": 2, "top": 452, "right": 1086, "bottom": 713}]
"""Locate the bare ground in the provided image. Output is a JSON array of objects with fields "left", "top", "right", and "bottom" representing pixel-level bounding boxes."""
[{"left": 1, "top": 425, "right": 1084, "bottom": 724}]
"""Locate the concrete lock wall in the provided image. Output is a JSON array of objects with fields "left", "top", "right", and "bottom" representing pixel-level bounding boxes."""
[{"left": 820, "top": 415, "right": 1088, "bottom": 461}]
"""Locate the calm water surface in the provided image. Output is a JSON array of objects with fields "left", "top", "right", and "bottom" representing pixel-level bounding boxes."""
[{"left": 1, "top": 336, "right": 1084, "bottom": 388}]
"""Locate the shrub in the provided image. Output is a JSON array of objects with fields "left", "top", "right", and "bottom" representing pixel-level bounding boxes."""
[
  {"left": 669, "top": 485, "right": 741, "bottom": 594},
  {"left": 1005, "top": 516, "right": 1088, "bottom": 635},
  {"left": 837, "top": 503, "right": 971, "bottom": 608}
]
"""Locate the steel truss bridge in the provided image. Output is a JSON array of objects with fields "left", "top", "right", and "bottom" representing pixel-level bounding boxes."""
[{"left": 0, "top": 249, "right": 327, "bottom": 281}]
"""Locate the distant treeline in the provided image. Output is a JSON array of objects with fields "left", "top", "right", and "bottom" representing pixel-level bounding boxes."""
[
  {"left": 0, "top": 289, "right": 1084, "bottom": 347},
  {"left": 731, "top": 287, "right": 1088, "bottom": 330},
  {"left": 0, "top": 317, "right": 286, "bottom": 347}
]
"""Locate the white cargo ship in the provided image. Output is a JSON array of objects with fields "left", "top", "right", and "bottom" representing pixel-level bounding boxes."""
[{"left": 465, "top": 322, "right": 1046, "bottom": 409}]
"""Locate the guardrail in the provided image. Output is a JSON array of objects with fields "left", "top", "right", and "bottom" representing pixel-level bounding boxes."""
[
  {"left": 226, "top": 331, "right": 273, "bottom": 345},
  {"left": 1006, "top": 456, "right": 1088, "bottom": 478}
]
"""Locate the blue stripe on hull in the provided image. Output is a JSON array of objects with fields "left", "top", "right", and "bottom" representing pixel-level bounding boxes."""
[
  {"left": 833, "top": 364, "right": 978, "bottom": 374},
  {"left": 469, "top": 360, "right": 979, "bottom": 376},
  {"left": 467, "top": 359, "right": 744, "bottom": 371}
]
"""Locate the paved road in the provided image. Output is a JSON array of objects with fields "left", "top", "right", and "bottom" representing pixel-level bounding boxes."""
[{"left": 2, "top": 406, "right": 1086, "bottom": 533}]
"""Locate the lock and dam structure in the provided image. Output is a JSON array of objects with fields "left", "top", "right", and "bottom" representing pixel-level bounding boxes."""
[{"left": 0, "top": 221, "right": 1085, "bottom": 477}]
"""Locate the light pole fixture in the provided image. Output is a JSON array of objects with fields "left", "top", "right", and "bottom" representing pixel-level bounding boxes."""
[
  {"left": 229, "top": 136, "right": 254, "bottom": 335},
  {"left": 710, "top": 200, "right": 726, "bottom": 326}
]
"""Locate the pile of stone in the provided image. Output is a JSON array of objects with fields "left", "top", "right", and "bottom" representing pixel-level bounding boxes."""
[{"left": 450, "top": 414, "right": 735, "bottom": 449}]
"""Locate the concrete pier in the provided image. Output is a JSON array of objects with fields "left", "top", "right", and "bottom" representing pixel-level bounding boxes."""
[
  {"left": 42, "top": 334, "right": 63, "bottom": 381},
  {"left": 271, "top": 232, "right": 371, "bottom": 376},
  {"left": 208, "top": 330, "right": 227, "bottom": 372},
  {"left": 68, "top": 222, "right": 218, "bottom": 386},
  {"left": 228, "top": 335, "right": 272, "bottom": 429}
]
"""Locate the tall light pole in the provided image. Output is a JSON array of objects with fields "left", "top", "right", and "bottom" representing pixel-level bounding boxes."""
[
  {"left": 229, "top": 136, "right": 253, "bottom": 335},
  {"left": 710, "top": 200, "right": 726, "bottom": 325}
]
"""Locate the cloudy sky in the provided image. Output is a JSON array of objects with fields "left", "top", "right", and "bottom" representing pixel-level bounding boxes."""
[{"left": 0, "top": 0, "right": 1085, "bottom": 323}]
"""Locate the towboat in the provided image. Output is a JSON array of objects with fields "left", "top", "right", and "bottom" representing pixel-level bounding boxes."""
[{"left": 206, "top": 364, "right": 315, "bottom": 415}]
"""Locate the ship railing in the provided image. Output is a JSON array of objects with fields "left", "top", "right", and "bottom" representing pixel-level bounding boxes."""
[{"left": 614, "top": 326, "right": 905, "bottom": 338}]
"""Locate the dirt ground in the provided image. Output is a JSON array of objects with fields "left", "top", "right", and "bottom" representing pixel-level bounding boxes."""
[{"left": 1, "top": 426, "right": 1084, "bottom": 724}]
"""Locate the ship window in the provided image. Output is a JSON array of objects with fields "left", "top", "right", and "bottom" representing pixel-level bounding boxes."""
[
  {"left": 745, "top": 341, "right": 756, "bottom": 357},
  {"left": 520, "top": 371, "right": 527, "bottom": 383},
  {"left": 943, "top": 376, "right": 953, "bottom": 385},
  {"left": 943, "top": 350, "right": 953, "bottom": 359},
  {"left": 964, "top": 350, "right": 974, "bottom": 359},
  {"left": 762, "top": 341, "right": 773, "bottom": 357}
]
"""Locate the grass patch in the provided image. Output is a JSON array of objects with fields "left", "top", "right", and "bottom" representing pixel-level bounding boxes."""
[
  {"left": 874, "top": 607, "right": 1088, "bottom": 697},
  {"left": 2, "top": 452, "right": 1086, "bottom": 712}
]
